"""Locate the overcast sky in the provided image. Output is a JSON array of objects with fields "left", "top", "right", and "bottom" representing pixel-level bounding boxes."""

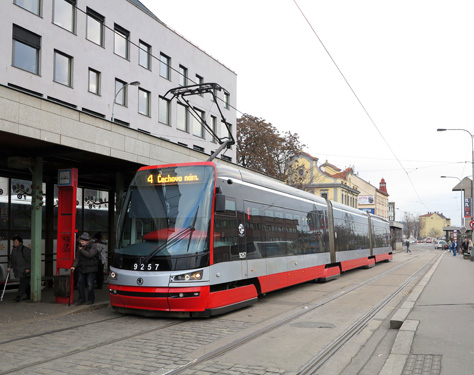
[{"left": 140, "top": 0, "right": 474, "bottom": 227}]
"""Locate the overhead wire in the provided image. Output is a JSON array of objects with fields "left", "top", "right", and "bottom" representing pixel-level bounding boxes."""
[{"left": 293, "top": 0, "right": 430, "bottom": 211}]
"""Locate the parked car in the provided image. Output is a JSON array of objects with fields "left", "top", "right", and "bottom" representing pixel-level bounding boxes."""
[
  {"left": 435, "top": 240, "right": 448, "bottom": 250},
  {"left": 426, "top": 237, "right": 432, "bottom": 243}
]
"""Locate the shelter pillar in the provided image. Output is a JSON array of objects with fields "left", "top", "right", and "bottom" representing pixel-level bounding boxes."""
[{"left": 30, "top": 157, "right": 43, "bottom": 302}]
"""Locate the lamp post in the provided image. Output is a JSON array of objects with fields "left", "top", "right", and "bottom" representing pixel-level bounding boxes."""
[
  {"left": 437, "top": 128, "right": 474, "bottom": 247},
  {"left": 440, "top": 175, "right": 463, "bottom": 227},
  {"left": 111, "top": 81, "right": 140, "bottom": 122}
]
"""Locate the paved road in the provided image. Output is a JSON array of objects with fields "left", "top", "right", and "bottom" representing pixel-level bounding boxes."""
[{"left": 0, "top": 246, "right": 442, "bottom": 375}]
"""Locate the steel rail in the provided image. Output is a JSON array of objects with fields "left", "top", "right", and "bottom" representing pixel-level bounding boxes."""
[
  {"left": 297, "top": 253, "right": 440, "bottom": 374},
  {"left": 163, "top": 254, "right": 429, "bottom": 375}
]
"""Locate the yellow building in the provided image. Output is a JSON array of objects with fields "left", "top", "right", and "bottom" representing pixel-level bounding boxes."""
[
  {"left": 291, "top": 153, "right": 359, "bottom": 208},
  {"left": 419, "top": 212, "right": 451, "bottom": 238},
  {"left": 290, "top": 153, "right": 389, "bottom": 219}
]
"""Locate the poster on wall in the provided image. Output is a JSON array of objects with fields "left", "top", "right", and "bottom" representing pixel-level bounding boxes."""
[{"left": 358, "top": 195, "right": 375, "bottom": 205}]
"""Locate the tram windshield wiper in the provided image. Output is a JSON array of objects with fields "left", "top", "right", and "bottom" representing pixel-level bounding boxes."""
[
  {"left": 142, "top": 206, "right": 200, "bottom": 263},
  {"left": 186, "top": 206, "right": 199, "bottom": 253}
]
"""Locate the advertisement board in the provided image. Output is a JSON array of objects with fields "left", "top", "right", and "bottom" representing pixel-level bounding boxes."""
[{"left": 358, "top": 195, "right": 375, "bottom": 205}]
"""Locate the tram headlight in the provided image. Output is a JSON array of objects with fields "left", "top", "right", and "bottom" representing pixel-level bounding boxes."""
[
  {"left": 109, "top": 271, "right": 117, "bottom": 280},
  {"left": 171, "top": 270, "right": 203, "bottom": 282}
]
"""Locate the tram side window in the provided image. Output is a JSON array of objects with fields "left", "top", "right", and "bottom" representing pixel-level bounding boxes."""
[
  {"left": 213, "top": 198, "right": 239, "bottom": 263},
  {"left": 333, "top": 210, "right": 370, "bottom": 251},
  {"left": 372, "top": 220, "right": 390, "bottom": 248},
  {"left": 245, "top": 201, "right": 300, "bottom": 258},
  {"left": 244, "top": 205, "right": 265, "bottom": 259},
  {"left": 295, "top": 204, "right": 329, "bottom": 254}
]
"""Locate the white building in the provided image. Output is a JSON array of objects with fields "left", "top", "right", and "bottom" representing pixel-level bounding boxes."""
[
  {"left": 2, "top": 0, "right": 237, "bottom": 160},
  {"left": 0, "top": 0, "right": 238, "bottom": 289}
]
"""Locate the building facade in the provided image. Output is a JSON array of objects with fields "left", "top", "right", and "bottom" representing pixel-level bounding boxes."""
[
  {"left": 291, "top": 153, "right": 390, "bottom": 219},
  {"left": 3, "top": 0, "right": 237, "bottom": 160},
  {"left": 419, "top": 212, "right": 451, "bottom": 238},
  {"left": 292, "top": 153, "right": 359, "bottom": 209},
  {"left": 0, "top": 0, "right": 238, "bottom": 299}
]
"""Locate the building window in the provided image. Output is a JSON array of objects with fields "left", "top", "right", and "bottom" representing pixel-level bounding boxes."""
[
  {"left": 177, "top": 103, "right": 188, "bottom": 132},
  {"left": 138, "top": 88, "right": 150, "bottom": 116},
  {"left": 88, "top": 68, "right": 100, "bottom": 95},
  {"left": 53, "top": 0, "right": 76, "bottom": 33},
  {"left": 179, "top": 65, "right": 187, "bottom": 86},
  {"left": 220, "top": 121, "right": 230, "bottom": 140},
  {"left": 54, "top": 50, "right": 72, "bottom": 87},
  {"left": 160, "top": 53, "right": 170, "bottom": 79},
  {"left": 224, "top": 92, "right": 230, "bottom": 109},
  {"left": 14, "top": 0, "right": 41, "bottom": 15},
  {"left": 196, "top": 75, "right": 204, "bottom": 96},
  {"left": 12, "top": 24, "right": 40, "bottom": 75},
  {"left": 211, "top": 115, "right": 217, "bottom": 143},
  {"left": 192, "top": 108, "right": 205, "bottom": 138},
  {"left": 159, "top": 96, "right": 170, "bottom": 125},
  {"left": 114, "top": 24, "right": 129, "bottom": 59},
  {"left": 86, "top": 8, "right": 104, "bottom": 46},
  {"left": 114, "top": 79, "right": 126, "bottom": 106},
  {"left": 139, "top": 40, "right": 151, "bottom": 70}
]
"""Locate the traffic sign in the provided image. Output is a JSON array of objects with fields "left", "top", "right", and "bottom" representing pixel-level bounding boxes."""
[{"left": 470, "top": 221, "right": 474, "bottom": 229}]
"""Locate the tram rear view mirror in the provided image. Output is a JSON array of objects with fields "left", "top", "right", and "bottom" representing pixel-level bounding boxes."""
[{"left": 215, "top": 194, "right": 226, "bottom": 212}]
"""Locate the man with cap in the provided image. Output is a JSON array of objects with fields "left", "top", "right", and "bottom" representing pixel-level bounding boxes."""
[
  {"left": 71, "top": 232, "right": 99, "bottom": 305},
  {"left": 7, "top": 235, "right": 31, "bottom": 302}
]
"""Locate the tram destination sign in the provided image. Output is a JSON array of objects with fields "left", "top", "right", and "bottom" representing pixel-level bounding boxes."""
[{"left": 135, "top": 167, "right": 206, "bottom": 186}]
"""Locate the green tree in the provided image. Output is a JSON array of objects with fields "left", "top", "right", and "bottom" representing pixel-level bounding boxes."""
[{"left": 237, "top": 114, "right": 306, "bottom": 182}]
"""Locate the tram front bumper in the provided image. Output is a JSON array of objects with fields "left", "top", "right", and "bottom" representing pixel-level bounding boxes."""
[{"left": 108, "top": 284, "right": 210, "bottom": 312}]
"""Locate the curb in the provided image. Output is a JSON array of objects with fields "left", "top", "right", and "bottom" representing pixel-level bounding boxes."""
[{"left": 380, "top": 253, "right": 444, "bottom": 375}]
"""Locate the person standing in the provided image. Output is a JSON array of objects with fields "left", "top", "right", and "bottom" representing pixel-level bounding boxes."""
[
  {"left": 406, "top": 240, "right": 411, "bottom": 253},
  {"left": 93, "top": 232, "right": 106, "bottom": 289},
  {"left": 71, "top": 232, "right": 98, "bottom": 305},
  {"left": 461, "top": 239, "right": 469, "bottom": 255},
  {"left": 7, "top": 235, "right": 31, "bottom": 302}
]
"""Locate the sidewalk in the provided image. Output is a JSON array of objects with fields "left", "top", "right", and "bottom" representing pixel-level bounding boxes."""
[
  {"left": 382, "top": 251, "right": 474, "bottom": 375},
  {"left": 0, "top": 283, "right": 110, "bottom": 326}
]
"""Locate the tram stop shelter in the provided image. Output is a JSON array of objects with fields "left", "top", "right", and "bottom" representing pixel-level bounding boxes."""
[{"left": 0, "top": 85, "right": 208, "bottom": 303}]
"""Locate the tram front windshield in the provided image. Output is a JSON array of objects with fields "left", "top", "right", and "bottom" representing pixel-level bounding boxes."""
[{"left": 117, "top": 165, "right": 215, "bottom": 258}]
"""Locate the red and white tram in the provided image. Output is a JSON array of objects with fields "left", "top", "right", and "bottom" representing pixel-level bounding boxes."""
[{"left": 108, "top": 161, "right": 392, "bottom": 317}]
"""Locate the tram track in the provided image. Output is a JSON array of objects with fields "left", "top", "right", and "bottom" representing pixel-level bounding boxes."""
[
  {"left": 0, "top": 319, "right": 186, "bottom": 375},
  {"left": 296, "top": 253, "right": 440, "bottom": 374},
  {"left": 163, "top": 252, "right": 438, "bottom": 375},
  {"left": 1, "top": 252, "right": 436, "bottom": 375}
]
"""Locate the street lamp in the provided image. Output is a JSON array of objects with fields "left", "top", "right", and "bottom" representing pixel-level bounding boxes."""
[
  {"left": 440, "top": 175, "right": 463, "bottom": 227},
  {"left": 437, "top": 128, "right": 474, "bottom": 246},
  {"left": 111, "top": 81, "right": 140, "bottom": 122}
]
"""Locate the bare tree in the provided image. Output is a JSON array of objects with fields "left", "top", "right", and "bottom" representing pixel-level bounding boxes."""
[
  {"left": 237, "top": 114, "right": 306, "bottom": 182},
  {"left": 403, "top": 211, "right": 417, "bottom": 239}
]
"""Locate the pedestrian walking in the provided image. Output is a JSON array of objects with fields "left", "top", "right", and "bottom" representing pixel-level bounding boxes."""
[
  {"left": 448, "top": 239, "right": 452, "bottom": 252},
  {"left": 93, "top": 232, "right": 106, "bottom": 289},
  {"left": 7, "top": 235, "right": 31, "bottom": 302},
  {"left": 451, "top": 240, "right": 457, "bottom": 256},
  {"left": 406, "top": 240, "right": 411, "bottom": 253},
  {"left": 71, "top": 232, "right": 99, "bottom": 305}
]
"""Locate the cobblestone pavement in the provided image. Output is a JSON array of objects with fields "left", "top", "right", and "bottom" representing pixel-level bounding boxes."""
[{"left": 1, "top": 309, "right": 260, "bottom": 375}]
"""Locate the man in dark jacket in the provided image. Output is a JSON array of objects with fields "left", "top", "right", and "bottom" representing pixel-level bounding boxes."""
[
  {"left": 7, "top": 235, "right": 31, "bottom": 302},
  {"left": 71, "top": 232, "right": 99, "bottom": 305}
]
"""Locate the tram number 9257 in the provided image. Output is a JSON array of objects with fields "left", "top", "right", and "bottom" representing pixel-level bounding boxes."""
[{"left": 133, "top": 263, "right": 160, "bottom": 271}]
